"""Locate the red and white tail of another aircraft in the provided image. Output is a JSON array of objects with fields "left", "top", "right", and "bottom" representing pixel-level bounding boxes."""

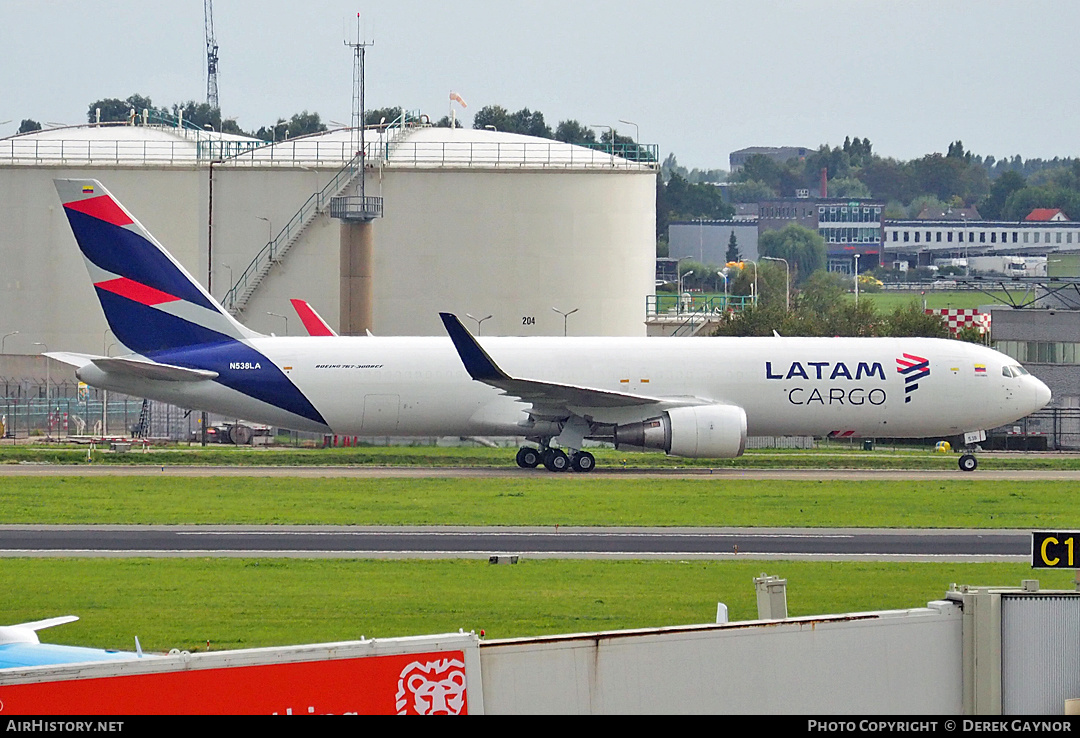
[
  {"left": 290, "top": 299, "right": 338, "bottom": 337},
  {"left": 46, "top": 178, "right": 1052, "bottom": 473}
]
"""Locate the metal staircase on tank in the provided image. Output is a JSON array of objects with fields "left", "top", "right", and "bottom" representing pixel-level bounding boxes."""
[{"left": 223, "top": 151, "right": 365, "bottom": 315}]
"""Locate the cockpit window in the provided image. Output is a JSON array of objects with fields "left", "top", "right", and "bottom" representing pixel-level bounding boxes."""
[{"left": 1002, "top": 365, "right": 1029, "bottom": 378}]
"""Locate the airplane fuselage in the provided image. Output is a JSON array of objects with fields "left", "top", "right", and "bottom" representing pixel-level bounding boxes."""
[{"left": 75, "top": 334, "right": 1048, "bottom": 442}]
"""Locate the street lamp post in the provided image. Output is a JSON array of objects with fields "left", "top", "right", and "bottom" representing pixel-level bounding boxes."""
[
  {"left": 590, "top": 125, "right": 613, "bottom": 157},
  {"left": 618, "top": 119, "right": 639, "bottom": 160},
  {"left": 465, "top": 313, "right": 492, "bottom": 336},
  {"left": 961, "top": 212, "right": 969, "bottom": 276},
  {"left": 743, "top": 260, "right": 759, "bottom": 308},
  {"left": 266, "top": 312, "right": 288, "bottom": 336},
  {"left": 2, "top": 331, "right": 18, "bottom": 353},
  {"left": 761, "top": 256, "right": 790, "bottom": 312},
  {"left": 678, "top": 270, "right": 694, "bottom": 314},
  {"left": 33, "top": 342, "right": 49, "bottom": 439},
  {"left": 717, "top": 269, "right": 729, "bottom": 309},
  {"left": 551, "top": 307, "right": 579, "bottom": 337},
  {"left": 853, "top": 253, "right": 861, "bottom": 308}
]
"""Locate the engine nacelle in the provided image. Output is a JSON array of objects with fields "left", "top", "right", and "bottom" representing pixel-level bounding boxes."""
[{"left": 614, "top": 404, "right": 747, "bottom": 459}]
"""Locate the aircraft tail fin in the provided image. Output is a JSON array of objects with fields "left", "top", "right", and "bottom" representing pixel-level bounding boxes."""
[
  {"left": 291, "top": 298, "right": 338, "bottom": 336},
  {"left": 54, "top": 179, "right": 258, "bottom": 356}
]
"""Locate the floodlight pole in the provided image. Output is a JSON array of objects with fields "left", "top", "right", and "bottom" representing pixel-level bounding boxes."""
[
  {"left": 552, "top": 307, "right": 579, "bottom": 337},
  {"left": 762, "top": 256, "right": 790, "bottom": 312}
]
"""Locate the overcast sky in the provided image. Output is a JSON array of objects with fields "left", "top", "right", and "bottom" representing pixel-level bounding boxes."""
[{"left": 3, "top": 1, "right": 1077, "bottom": 169}]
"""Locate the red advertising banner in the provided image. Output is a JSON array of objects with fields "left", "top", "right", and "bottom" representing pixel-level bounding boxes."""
[{"left": 0, "top": 650, "right": 468, "bottom": 715}]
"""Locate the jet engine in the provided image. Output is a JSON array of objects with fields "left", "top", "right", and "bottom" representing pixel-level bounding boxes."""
[{"left": 614, "top": 404, "right": 747, "bottom": 459}]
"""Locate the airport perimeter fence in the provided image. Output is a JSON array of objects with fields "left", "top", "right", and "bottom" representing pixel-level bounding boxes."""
[
  {"left": 0, "top": 379, "right": 196, "bottom": 441},
  {"left": 994, "top": 407, "right": 1080, "bottom": 451}
]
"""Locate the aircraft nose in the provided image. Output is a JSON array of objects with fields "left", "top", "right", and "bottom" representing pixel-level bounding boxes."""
[{"left": 1031, "top": 377, "right": 1052, "bottom": 411}]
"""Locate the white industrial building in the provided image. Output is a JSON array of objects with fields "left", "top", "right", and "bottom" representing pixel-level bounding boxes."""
[{"left": 0, "top": 119, "right": 657, "bottom": 357}]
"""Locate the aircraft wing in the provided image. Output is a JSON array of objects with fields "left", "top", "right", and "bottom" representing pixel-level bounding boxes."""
[
  {"left": 46, "top": 352, "right": 218, "bottom": 382},
  {"left": 439, "top": 313, "right": 704, "bottom": 422}
]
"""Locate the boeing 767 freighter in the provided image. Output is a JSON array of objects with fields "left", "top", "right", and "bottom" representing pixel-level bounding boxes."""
[{"left": 47, "top": 179, "right": 1050, "bottom": 472}]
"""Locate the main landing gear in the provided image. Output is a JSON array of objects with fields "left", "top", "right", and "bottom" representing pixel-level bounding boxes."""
[
  {"left": 516, "top": 445, "right": 595, "bottom": 473},
  {"left": 958, "top": 453, "right": 978, "bottom": 472}
]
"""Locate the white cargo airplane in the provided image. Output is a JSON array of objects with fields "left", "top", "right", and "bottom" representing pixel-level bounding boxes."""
[{"left": 47, "top": 179, "right": 1050, "bottom": 472}]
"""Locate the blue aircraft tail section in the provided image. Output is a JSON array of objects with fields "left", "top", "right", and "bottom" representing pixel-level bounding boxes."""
[{"left": 54, "top": 179, "right": 257, "bottom": 355}]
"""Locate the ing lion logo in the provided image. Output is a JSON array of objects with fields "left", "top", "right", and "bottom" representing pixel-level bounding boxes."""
[{"left": 395, "top": 657, "right": 467, "bottom": 715}]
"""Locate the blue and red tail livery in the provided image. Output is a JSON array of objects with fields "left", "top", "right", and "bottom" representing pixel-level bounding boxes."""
[
  {"left": 53, "top": 179, "right": 327, "bottom": 429},
  {"left": 54, "top": 179, "right": 256, "bottom": 355}
]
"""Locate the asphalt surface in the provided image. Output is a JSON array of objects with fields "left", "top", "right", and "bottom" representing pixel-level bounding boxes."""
[
  {"left": 1, "top": 464, "right": 1079, "bottom": 481},
  {"left": 0, "top": 525, "right": 1034, "bottom": 562},
  {"left": 0, "top": 463, "right": 1060, "bottom": 561}
]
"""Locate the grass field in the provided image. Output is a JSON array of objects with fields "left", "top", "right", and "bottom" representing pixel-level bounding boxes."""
[
  {"left": 3, "top": 445, "right": 1076, "bottom": 649},
  {"left": 844, "top": 290, "right": 1014, "bottom": 311},
  {"left": 1, "top": 559, "right": 1073, "bottom": 652},
  {"left": 0, "top": 475, "right": 1077, "bottom": 528},
  {"left": 3, "top": 443, "right": 1079, "bottom": 470}
]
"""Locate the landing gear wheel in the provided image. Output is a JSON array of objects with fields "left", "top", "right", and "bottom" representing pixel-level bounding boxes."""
[
  {"left": 959, "top": 453, "right": 978, "bottom": 472},
  {"left": 543, "top": 448, "right": 570, "bottom": 472},
  {"left": 570, "top": 451, "right": 596, "bottom": 473},
  {"left": 516, "top": 446, "right": 541, "bottom": 469}
]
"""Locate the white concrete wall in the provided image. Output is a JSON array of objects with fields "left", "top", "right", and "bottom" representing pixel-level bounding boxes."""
[
  {"left": 479, "top": 604, "right": 963, "bottom": 714},
  {"left": 0, "top": 168, "right": 204, "bottom": 355},
  {"left": 0, "top": 160, "right": 654, "bottom": 356}
]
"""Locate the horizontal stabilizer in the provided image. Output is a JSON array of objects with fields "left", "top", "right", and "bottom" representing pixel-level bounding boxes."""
[
  {"left": 92, "top": 356, "right": 219, "bottom": 382},
  {"left": 13, "top": 616, "right": 79, "bottom": 633},
  {"left": 44, "top": 351, "right": 100, "bottom": 369}
]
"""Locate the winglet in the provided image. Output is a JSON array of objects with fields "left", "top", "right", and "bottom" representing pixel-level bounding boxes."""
[{"left": 439, "top": 313, "right": 510, "bottom": 382}]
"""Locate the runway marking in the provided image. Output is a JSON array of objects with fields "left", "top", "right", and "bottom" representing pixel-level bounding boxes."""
[{"left": 174, "top": 531, "right": 856, "bottom": 539}]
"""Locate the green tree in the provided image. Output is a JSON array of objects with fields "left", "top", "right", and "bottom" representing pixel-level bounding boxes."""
[
  {"left": 725, "top": 230, "right": 741, "bottom": 263},
  {"left": 170, "top": 101, "right": 221, "bottom": 130},
  {"left": 728, "top": 179, "right": 777, "bottom": 203},
  {"left": 661, "top": 173, "right": 735, "bottom": 224},
  {"left": 366, "top": 107, "right": 403, "bottom": 126},
  {"left": 758, "top": 223, "right": 826, "bottom": 284},
  {"left": 1002, "top": 185, "right": 1080, "bottom": 221},
  {"left": 880, "top": 303, "right": 950, "bottom": 338},
  {"left": 472, "top": 106, "right": 552, "bottom": 138},
  {"left": 17, "top": 119, "right": 41, "bottom": 134},
  {"left": 554, "top": 120, "right": 596, "bottom": 145},
  {"left": 978, "top": 170, "right": 1027, "bottom": 220},
  {"left": 284, "top": 111, "right": 326, "bottom": 137},
  {"left": 828, "top": 176, "right": 872, "bottom": 198},
  {"left": 87, "top": 94, "right": 156, "bottom": 123}
]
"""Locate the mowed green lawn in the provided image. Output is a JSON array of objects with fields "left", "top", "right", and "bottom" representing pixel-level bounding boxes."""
[
  {"left": 2, "top": 473, "right": 1075, "bottom": 650},
  {"left": 846, "top": 290, "right": 1014, "bottom": 311},
  {"left": 0, "top": 475, "right": 1076, "bottom": 528},
  {"left": 1, "top": 559, "right": 1073, "bottom": 652}
]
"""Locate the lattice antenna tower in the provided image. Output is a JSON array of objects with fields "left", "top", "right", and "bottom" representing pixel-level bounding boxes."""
[
  {"left": 205, "top": 0, "right": 220, "bottom": 110},
  {"left": 346, "top": 13, "right": 372, "bottom": 196}
]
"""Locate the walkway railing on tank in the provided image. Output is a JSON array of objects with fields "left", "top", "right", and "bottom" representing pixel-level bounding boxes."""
[
  {"left": 381, "top": 140, "right": 658, "bottom": 170},
  {"left": 647, "top": 294, "right": 753, "bottom": 337},
  {"left": 647, "top": 294, "right": 753, "bottom": 316},
  {"left": 222, "top": 151, "right": 364, "bottom": 314},
  {"left": 1, "top": 127, "right": 657, "bottom": 170}
]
